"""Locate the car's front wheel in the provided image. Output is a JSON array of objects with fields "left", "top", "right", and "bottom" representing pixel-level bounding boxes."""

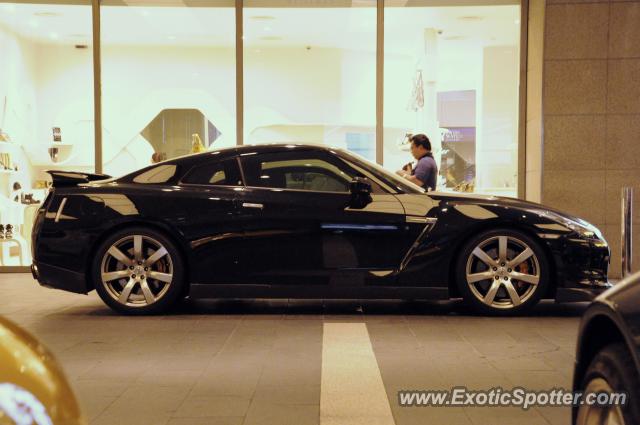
[
  {"left": 576, "top": 343, "right": 640, "bottom": 425},
  {"left": 456, "top": 229, "right": 549, "bottom": 315},
  {"left": 92, "top": 227, "right": 185, "bottom": 315}
]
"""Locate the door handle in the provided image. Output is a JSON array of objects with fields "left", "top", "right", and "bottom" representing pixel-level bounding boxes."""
[{"left": 242, "top": 202, "right": 264, "bottom": 209}]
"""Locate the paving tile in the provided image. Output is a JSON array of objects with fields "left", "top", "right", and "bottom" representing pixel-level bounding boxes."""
[
  {"left": 174, "top": 395, "right": 251, "bottom": 418},
  {"left": 166, "top": 418, "right": 243, "bottom": 425},
  {"left": 243, "top": 402, "right": 319, "bottom": 425}
]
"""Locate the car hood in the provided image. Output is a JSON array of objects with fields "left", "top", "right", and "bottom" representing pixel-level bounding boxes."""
[{"left": 427, "top": 191, "right": 583, "bottom": 222}]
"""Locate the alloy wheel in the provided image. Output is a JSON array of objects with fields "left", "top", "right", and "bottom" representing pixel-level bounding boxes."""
[
  {"left": 100, "top": 234, "right": 173, "bottom": 307},
  {"left": 576, "top": 377, "right": 626, "bottom": 425},
  {"left": 465, "top": 235, "right": 540, "bottom": 310}
]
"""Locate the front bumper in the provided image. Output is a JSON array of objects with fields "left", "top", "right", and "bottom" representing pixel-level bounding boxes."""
[
  {"left": 554, "top": 233, "right": 609, "bottom": 285},
  {"left": 555, "top": 284, "right": 613, "bottom": 302},
  {"left": 31, "top": 261, "right": 89, "bottom": 294}
]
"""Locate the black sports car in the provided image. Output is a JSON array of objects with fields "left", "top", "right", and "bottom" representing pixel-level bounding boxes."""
[
  {"left": 573, "top": 271, "right": 640, "bottom": 425},
  {"left": 31, "top": 144, "right": 611, "bottom": 314}
]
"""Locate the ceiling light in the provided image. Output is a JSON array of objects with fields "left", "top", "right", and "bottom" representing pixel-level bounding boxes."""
[
  {"left": 264, "top": 26, "right": 272, "bottom": 31},
  {"left": 34, "top": 12, "right": 60, "bottom": 17},
  {"left": 458, "top": 16, "right": 483, "bottom": 21},
  {"left": 28, "top": 19, "right": 39, "bottom": 29},
  {"left": 515, "top": 19, "right": 521, "bottom": 25},
  {"left": 167, "top": 35, "right": 177, "bottom": 40},
  {"left": 250, "top": 15, "right": 275, "bottom": 21},
  {"left": 49, "top": 32, "right": 59, "bottom": 40}
]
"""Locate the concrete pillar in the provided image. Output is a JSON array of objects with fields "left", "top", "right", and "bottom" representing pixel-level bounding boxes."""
[{"left": 480, "top": 45, "right": 519, "bottom": 193}]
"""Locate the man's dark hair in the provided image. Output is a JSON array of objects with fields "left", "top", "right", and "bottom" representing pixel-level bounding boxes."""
[{"left": 411, "top": 133, "right": 431, "bottom": 151}]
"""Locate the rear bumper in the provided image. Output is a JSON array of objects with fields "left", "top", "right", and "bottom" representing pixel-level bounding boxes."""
[{"left": 32, "top": 261, "right": 89, "bottom": 294}]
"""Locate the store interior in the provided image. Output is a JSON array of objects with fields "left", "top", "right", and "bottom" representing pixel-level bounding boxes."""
[{"left": 0, "top": 1, "right": 520, "bottom": 266}]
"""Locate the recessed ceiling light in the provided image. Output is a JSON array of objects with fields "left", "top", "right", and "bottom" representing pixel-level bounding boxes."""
[
  {"left": 251, "top": 15, "right": 275, "bottom": 21},
  {"left": 34, "top": 12, "right": 60, "bottom": 17},
  {"left": 167, "top": 35, "right": 177, "bottom": 40},
  {"left": 28, "top": 19, "right": 39, "bottom": 29},
  {"left": 49, "top": 32, "right": 59, "bottom": 40}
]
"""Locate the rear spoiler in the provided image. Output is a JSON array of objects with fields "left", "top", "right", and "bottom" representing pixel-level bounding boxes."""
[{"left": 46, "top": 170, "right": 112, "bottom": 187}]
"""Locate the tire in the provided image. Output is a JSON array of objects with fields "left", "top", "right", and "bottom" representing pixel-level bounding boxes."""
[
  {"left": 576, "top": 343, "right": 640, "bottom": 425},
  {"left": 92, "top": 226, "right": 185, "bottom": 315},
  {"left": 455, "top": 228, "right": 549, "bottom": 315}
]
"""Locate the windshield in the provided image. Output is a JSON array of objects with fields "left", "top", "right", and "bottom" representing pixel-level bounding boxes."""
[{"left": 335, "top": 149, "right": 426, "bottom": 194}]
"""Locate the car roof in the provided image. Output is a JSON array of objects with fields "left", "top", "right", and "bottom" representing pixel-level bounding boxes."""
[
  {"left": 237, "top": 143, "right": 336, "bottom": 156},
  {"left": 172, "top": 143, "right": 340, "bottom": 167}
]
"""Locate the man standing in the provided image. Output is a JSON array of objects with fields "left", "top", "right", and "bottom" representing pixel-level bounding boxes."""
[{"left": 396, "top": 134, "right": 438, "bottom": 191}]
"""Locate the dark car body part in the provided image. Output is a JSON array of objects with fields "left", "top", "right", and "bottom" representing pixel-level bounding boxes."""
[
  {"left": 572, "top": 271, "right": 640, "bottom": 423},
  {"left": 32, "top": 144, "right": 610, "bottom": 302}
]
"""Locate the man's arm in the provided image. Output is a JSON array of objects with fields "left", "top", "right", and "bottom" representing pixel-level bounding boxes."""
[{"left": 396, "top": 171, "right": 423, "bottom": 186}]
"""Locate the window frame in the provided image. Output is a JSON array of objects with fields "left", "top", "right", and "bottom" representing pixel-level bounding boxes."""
[{"left": 236, "top": 148, "right": 390, "bottom": 195}]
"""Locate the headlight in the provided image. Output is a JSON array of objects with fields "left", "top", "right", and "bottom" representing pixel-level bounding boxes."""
[{"left": 534, "top": 210, "right": 604, "bottom": 240}]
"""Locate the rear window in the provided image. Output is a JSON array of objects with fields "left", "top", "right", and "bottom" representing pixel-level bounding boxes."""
[{"left": 132, "top": 165, "right": 177, "bottom": 184}]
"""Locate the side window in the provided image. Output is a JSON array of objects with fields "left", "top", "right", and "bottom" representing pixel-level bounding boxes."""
[
  {"left": 182, "top": 158, "right": 242, "bottom": 186},
  {"left": 240, "top": 150, "right": 386, "bottom": 193}
]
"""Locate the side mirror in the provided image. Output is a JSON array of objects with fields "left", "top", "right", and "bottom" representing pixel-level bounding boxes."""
[
  {"left": 349, "top": 177, "right": 372, "bottom": 208},
  {"left": 350, "top": 177, "right": 372, "bottom": 196}
]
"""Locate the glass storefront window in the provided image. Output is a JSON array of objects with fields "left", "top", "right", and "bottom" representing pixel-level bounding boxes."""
[
  {"left": 100, "top": 1, "right": 236, "bottom": 178},
  {"left": 0, "top": 1, "right": 94, "bottom": 266},
  {"left": 243, "top": 0, "right": 377, "bottom": 161},
  {"left": 0, "top": 0, "right": 524, "bottom": 270},
  {"left": 383, "top": 2, "right": 521, "bottom": 196}
]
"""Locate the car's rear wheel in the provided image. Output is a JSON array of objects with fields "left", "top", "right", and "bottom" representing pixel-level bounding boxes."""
[
  {"left": 455, "top": 228, "right": 549, "bottom": 315},
  {"left": 92, "top": 227, "right": 185, "bottom": 315},
  {"left": 576, "top": 343, "right": 640, "bottom": 425}
]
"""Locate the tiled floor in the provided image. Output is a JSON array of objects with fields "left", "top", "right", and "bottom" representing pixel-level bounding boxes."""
[{"left": 0, "top": 273, "right": 587, "bottom": 425}]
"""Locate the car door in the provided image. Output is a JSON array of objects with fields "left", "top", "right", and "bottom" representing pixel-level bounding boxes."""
[
  {"left": 234, "top": 147, "right": 410, "bottom": 288},
  {"left": 177, "top": 156, "right": 245, "bottom": 284}
]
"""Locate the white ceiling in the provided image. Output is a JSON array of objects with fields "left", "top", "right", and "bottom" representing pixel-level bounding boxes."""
[{"left": 0, "top": 2, "right": 519, "bottom": 54}]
